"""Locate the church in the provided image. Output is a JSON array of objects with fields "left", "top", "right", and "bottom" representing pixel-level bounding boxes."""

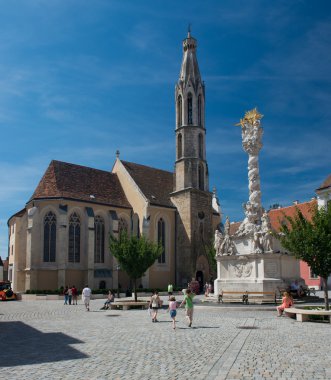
[{"left": 7, "top": 31, "right": 221, "bottom": 293}]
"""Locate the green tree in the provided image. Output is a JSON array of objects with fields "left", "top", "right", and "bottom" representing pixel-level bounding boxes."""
[
  {"left": 109, "top": 231, "right": 163, "bottom": 301},
  {"left": 205, "top": 239, "right": 217, "bottom": 277},
  {"left": 278, "top": 204, "right": 331, "bottom": 310}
]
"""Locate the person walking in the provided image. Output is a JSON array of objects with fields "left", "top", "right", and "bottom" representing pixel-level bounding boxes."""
[
  {"left": 68, "top": 286, "right": 73, "bottom": 305},
  {"left": 149, "top": 290, "right": 161, "bottom": 322},
  {"left": 71, "top": 285, "right": 78, "bottom": 305},
  {"left": 179, "top": 288, "right": 195, "bottom": 327},
  {"left": 82, "top": 285, "right": 92, "bottom": 311},
  {"left": 168, "top": 296, "right": 178, "bottom": 329},
  {"left": 63, "top": 286, "right": 69, "bottom": 305}
]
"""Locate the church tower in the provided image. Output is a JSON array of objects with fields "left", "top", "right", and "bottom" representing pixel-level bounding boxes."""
[
  {"left": 174, "top": 29, "right": 208, "bottom": 191},
  {"left": 171, "top": 30, "right": 215, "bottom": 288}
]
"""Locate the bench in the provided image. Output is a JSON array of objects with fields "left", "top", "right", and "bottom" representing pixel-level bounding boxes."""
[
  {"left": 218, "top": 291, "right": 277, "bottom": 305},
  {"left": 277, "top": 286, "right": 316, "bottom": 298},
  {"left": 110, "top": 301, "right": 150, "bottom": 310},
  {"left": 284, "top": 307, "right": 331, "bottom": 323}
]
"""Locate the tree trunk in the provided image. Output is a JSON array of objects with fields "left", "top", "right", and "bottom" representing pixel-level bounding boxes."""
[
  {"left": 133, "top": 279, "right": 137, "bottom": 302},
  {"left": 322, "top": 277, "right": 329, "bottom": 311}
]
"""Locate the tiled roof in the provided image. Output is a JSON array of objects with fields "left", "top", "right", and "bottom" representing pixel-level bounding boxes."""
[
  {"left": 229, "top": 221, "right": 241, "bottom": 236},
  {"left": 121, "top": 161, "right": 175, "bottom": 208},
  {"left": 268, "top": 200, "right": 316, "bottom": 231},
  {"left": 30, "top": 160, "right": 131, "bottom": 209},
  {"left": 316, "top": 174, "right": 331, "bottom": 191}
]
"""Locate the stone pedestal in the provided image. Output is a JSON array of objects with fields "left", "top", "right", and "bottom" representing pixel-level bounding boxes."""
[{"left": 214, "top": 253, "right": 300, "bottom": 296}]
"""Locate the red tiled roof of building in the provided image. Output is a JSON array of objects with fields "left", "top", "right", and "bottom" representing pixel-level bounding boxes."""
[
  {"left": 268, "top": 200, "right": 316, "bottom": 231},
  {"left": 316, "top": 174, "right": 331, "bottom": 191},
  {"left": 229, "top": 221, "right": 241, "bottom": 235},
  {"left": 121, "top": 160, "right": 175, "bottom": 208},
  {"left": 29, "top": 160, "right": 131, "bottom": 209}
]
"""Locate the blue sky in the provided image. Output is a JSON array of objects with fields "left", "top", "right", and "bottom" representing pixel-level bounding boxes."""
[{"left": 1, "top": 0, "right": 330, "bottom": 259}]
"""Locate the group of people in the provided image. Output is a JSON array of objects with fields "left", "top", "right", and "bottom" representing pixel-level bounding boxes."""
[
  {"left": 62, "top": 284, "right": 92, "bottom": 311},
  {"left": 204, "top": 282, "right": 213, "bottom": 297},
  {"left": 149, "top": 289, "right": 195, "bottom": 329},
  {"left": 65, "top": 282, "right": 300, "bottom": 321},
  {"left": 63, "top": 285, "right": 78, "bottom": 305}
]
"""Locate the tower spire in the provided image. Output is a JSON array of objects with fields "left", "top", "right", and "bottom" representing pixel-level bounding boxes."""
[
  {"left": 179, "top": 28, "right": 201, "bottom": 87},
  {"left": 174, "top": 32, "right": 208, "bottom": 192}
]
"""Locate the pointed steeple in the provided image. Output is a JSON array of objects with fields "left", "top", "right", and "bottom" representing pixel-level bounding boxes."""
[
  {"left": 179, "top": 28, "right": 201, "bottom": 89},
  {"left": 174, "top": 31, "right": 208, "bottom": 192}
]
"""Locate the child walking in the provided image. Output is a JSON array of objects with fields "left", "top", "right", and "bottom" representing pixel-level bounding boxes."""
[
  {"left": 179, "top": 289, "right": 195, "bottom": 327},
  {"left": 168, "top": 296, "right": 178, "bottom": 329}
]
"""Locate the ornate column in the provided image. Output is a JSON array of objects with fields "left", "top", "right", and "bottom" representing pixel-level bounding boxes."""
[{"left": 235, "top": 108, "right": 264, "bottom": 236}]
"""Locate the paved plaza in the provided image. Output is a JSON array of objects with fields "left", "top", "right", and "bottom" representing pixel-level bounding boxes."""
[{"left": 1, "top": 296, "right": 331, "bottom": 380}]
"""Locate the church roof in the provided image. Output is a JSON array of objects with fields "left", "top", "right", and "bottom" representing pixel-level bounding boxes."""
[
  {"left": 121, "top": 161, "right": 175, "bottom": 209},
  {"left": 30, "top": 160, "right": 131, "bottom": 208},
  {"left": 316, "top": 174, "right": 331, "bottom": 191}
]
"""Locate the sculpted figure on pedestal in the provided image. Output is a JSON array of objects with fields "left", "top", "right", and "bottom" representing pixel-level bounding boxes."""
[
  {"left": 215, "top": 217, "right": 236, "bottom": 256},
  {"left": 261, "top": 211, "right": 273, "bottom": 252},
  {"left": 252, "top": 227, "right": 263, "bottom": 254},
  {"left": 214, "top": 229, "right": 224, "bottom": 257},
  {"left": 219, "top": 216, "right": 237, "bottom": 255}
]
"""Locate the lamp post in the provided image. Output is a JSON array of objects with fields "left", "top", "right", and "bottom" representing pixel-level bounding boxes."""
[{"left": 116, "top": 265, "right": 120, "bottom": 298}]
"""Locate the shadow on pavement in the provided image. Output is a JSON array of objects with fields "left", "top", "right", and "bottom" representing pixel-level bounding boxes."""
[{"left": 0, "top": 321, "right": 87, "bottom": 367}]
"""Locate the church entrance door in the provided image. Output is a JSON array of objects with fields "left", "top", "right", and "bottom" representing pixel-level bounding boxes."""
[{"left": 196, "top": 270, "right": 204, "bottom": 293}]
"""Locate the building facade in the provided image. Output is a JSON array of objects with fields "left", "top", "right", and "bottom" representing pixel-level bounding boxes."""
[{"left": 7, "top": 32, "right": 220, "bottom": 293}]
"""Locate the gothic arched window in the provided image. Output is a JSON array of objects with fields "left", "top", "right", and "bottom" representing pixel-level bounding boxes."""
[
  {"left": 198, "top": 164, "right": 204, "bottom": 191},
  {"left": 187, "top": 93, "right": 193, "bottom": 125},
  {"left": 44, "top": 211, "right": 56, "bottom": 262},
  {"left": 177, "top": 95, "right": 182, "bottom": 127},
  {"left": 94, "top": 215, "right": 105, "bottom": 263},
  {"left": 68, "top": 212, "right": 80, "bottom": 263},
  {"left": 177, "top": 133, "right": 183, "bottom": 159},
  {"left": 198, "top": 133, "right": 203, "bottom": 159},
  {"left": 198, "top": 95, "right": 202, "bottom": 126},
  {"left": 157, "top": 218, "right": 166, "bottom": 264}
]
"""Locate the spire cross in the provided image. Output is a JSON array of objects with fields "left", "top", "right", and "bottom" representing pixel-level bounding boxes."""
[{"left": 188, "top": 23, "right": 191, "bottom": 37}]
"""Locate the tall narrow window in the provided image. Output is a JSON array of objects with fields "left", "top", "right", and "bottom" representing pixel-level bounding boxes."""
[
  {"left": 118, "top": 217, "right": 128, "bottom": 235},
  {"left": 198, "top": 95, "right": 202, "bottom": 126},
  {"left": 177, "top": 95, "right": 182, "bottom": 127},
  {"left": 157, "top": 218, "right": 166, "bottom": 264},
  {"left": 94, "top": 216, "right": 105, "bottom": 263},
  {"left": 187, "top": 93, "right": 193, "bottom": 125},
  {"left": 177, "top": 133, "right": 183, "bottom": 159},
  {"left": 44, "top": 211, "right": 56, "bottom": 262},
  {"left": 68, "top": 212, "right": 80, "bottom": 263},
  {"left": 198, "top": 165, "right": 204, "bottom": 191},
  {"left": 198, "top": 133, "right": 203, "bottom": 159}
]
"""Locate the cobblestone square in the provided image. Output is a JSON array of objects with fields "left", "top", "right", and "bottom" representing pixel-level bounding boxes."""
[{"left": 1, "top": 298, "right": 331, "bottom": 379}]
